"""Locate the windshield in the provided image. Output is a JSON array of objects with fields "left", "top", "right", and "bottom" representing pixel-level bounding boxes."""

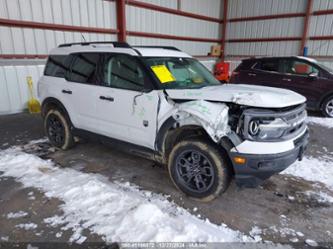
[{"left": 143, "top": 57, "right": 221, "bottom": 89}]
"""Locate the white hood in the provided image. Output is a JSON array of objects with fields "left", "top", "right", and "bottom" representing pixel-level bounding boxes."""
[{"left": 166, "top": 84, "right": 306, "bottom": 108}]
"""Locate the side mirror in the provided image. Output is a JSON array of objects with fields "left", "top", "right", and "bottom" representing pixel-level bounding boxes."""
[{"left": 308, "top": 72, "right": 318, "bottom": 80}]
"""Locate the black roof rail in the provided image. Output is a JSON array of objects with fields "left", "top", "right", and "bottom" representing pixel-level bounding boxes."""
[
  {"left": 58, "top": 41, "right": 131, "bottom": 48},
  {"left": 133, "top": 46, "right": 181, "bottom": 51}
]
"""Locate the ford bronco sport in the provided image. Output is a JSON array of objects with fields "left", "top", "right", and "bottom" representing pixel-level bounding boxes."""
[{"left": 38, "top": 42, "right": 309, "bottom": 201}]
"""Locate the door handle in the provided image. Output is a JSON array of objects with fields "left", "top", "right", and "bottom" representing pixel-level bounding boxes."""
[
  {"left": 248, "top": 73, "right": 256, "bottom": 76},
  {"left": 282, "top": 78, "right": 291, "bottom": 82},
  {"left": 62, "top": 89, "right": 72, "bottom": 94},
  {"left": 99, "top": 96, "right": 114, "bottom": 102}
]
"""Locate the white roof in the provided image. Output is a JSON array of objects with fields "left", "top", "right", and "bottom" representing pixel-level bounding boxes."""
[
  {"left": 49, "top": 43, "right": 192, "bottom": 58},
  {"left": 133, "top": 47, "right": 192, "bottom": 58}
]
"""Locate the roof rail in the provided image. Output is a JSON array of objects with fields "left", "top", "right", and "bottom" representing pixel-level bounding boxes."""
[
  {"left": 58, "top": 41, "right": 131, "bottom": 48},
  {"left": 133, "top": 46, "right": 181, "bottom": 51}
]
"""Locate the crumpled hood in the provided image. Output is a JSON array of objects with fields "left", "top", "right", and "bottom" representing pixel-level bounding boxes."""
[{"left": 166, "top": 84, "right": 306, "bottom": 108}]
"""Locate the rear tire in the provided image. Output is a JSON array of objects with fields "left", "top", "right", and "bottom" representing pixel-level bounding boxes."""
[
  {"left": 44, "top": 109, "right": 75, "bottom": 150},
  {"left": 321, "top": 95, "right": 333, "bottom": 117},
  {"left": 168, "top": 139, "right": 231, "bottom": 202}
]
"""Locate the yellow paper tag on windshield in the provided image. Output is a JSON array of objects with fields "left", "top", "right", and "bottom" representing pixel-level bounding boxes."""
[{"left": 151, "top": 65, "right": 176, "bottom": 84}]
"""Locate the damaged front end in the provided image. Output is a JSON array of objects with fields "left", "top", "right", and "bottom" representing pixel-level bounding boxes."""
[
  {"left": 160, "top": 95, "right": 309, "bottom": 189},
  {"left": 173, "top": 100, "right": 231, "bottom": 143}
]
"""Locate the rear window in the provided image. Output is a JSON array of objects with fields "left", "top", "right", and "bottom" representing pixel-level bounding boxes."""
[
  {"left": 254, "top": 60, "right": 279, "bottom": 72},
  {"left": 67, "top": 53, "right": 100, "bottom": 84},
  {"left": 235, "top": 59, "right": 256, "bottom": 71},
  {"left": 44, "top": 55, "right": 71, "bottom": 78}
]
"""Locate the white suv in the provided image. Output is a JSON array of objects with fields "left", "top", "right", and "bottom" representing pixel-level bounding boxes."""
[{"left": 38, "top": 42, "right": 309, "bottom": 201}]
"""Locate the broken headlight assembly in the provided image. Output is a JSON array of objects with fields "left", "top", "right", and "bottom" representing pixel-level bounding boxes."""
[
  {"left": 238, "top": 105, "right": 307, "bottom": 142},
  {"left": 247, "top": 118, "right": 290, "bottom": 140}
]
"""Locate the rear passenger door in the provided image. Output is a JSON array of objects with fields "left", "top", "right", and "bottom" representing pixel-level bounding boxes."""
[
  {"left": 251, "top": 59, "right": 284, "bottom": 88},
  {"left": 94, "top": 53, "right": 159, "bottom": 149},
  {"left": 65, "top": 53, "right": 102, "bottom": 132},
  {"left": 278, "top": 58, "right": 322, "bottom": 106}
]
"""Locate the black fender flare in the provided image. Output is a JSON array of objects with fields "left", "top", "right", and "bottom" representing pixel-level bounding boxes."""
[
  {"left": 154, "top": 117, "right": 177, "bottom": 153},
  {"left": 319, "top": 91, "right": 333, "bottom": 109},
  {"left": 41, "top": 97, "right": 73, "bottom": 126}
]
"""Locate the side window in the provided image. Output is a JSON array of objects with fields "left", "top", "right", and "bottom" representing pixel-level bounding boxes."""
[
  {"left": 44, "top": 55, "right": 71, "bottom": 78},
  {"left": 68, "top": 53, "right": 100, "bottom": 84},
  {"left": 281, "top": 59, "right": 319, "bottom": 76},
  {"left": 254, "top": 60, "right": 279, "bottom": 72},
  {"left": 102, "top": 54, "right": 145, "bottom": 91}
]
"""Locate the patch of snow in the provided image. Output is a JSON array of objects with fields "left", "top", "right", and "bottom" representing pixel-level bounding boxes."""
[
  {"left": 7, "top": 211, "right": 28, "bottom": 219},
  {"left": 76, "top": 236, "right": 87, "bottom": 244},
  {"left": 15, "top": 223, "right": 37, "bottom": 230},
  {"left": 0, "top": 236, "right": 9, "bottom": 241},
  {"left": 307, "top": 117, "right": 333, "bottom": 129},
  {"left": 281, "top": 157, "right": 333, "bottom": 190},
  {"left": 26, "top": 138, "right": 48, "bottom": 145},
  {"left": 27, "top": 244, "right": 39, "bottom": 249},
  {"left": 249, "top": 226, "right": 263, "bottom": 242},
  {"left": 278, "top": 227, "right": 297, "bottom": 238},
  {"left": 55, "top": 232, "right": 62, "bottom": 238},
  {"left": 44, "top": 215, "right": 67, "bottom": 228},
  {"left": 305, "top": 239, "right": 318, "bottom": 247},
  {"left": 296, "top": 231, "right": 304, "bottom": 237},
  {"left": 289, "top": 237, "right": 299, "bottom": 242},
  {"left": 305, "top": 191, "right": 333, "bottom": 203},
  {"left": 0, "top": 149, "right": 254, "bottom": 243}
]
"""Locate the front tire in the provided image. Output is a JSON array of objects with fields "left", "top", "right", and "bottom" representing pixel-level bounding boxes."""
[
  {"left": 44, "top": 109, "right": 74, "bottom": 150},
  {"left": 168, "top": 139, "right": 231, "bottom": 202}
]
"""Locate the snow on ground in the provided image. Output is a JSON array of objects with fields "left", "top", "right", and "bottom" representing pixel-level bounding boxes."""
[
  {"left": 304, "top": 191, "right": 333, "bottom": 203},
  {"left": 6, "top": 211, "right": 28, "bottom": 219},
  {"left": 307, "top": 117, "right": 333, "bottom": 129},
  {"left": 281, "top": 156, "right": 333, "bottom": 190},
  {"left": 15, "top": 223, "right": 38, "bottom": 230},
  {"left": 0, "top": 148, "right": 255, "bottom": 244}
]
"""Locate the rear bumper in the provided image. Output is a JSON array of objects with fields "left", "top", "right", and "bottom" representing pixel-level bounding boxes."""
[{"left": 229, "top": 130, "right": 309, "bottom": 188}]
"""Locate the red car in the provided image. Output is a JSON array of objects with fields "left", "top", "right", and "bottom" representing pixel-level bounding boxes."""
[{"left": 230, "top": 56, "right": 333, "bottom": 117}]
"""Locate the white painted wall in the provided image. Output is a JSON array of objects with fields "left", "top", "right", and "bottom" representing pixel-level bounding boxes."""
[{"left": 0, "top": 65, "right": 44, "bottom": 114}]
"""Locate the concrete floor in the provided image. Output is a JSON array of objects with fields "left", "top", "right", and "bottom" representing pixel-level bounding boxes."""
[{"left": 0, "top": 112, "right": 332, "bottom": 248}]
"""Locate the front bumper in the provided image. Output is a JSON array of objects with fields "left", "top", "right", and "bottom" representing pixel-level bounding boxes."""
[{"left": 229, "top": 130, "right": 309, "bottom": 188}]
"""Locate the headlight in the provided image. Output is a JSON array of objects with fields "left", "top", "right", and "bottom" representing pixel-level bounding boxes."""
[
  {"left": 247, "top": 118, "right": 290, "bottom": 140},
  {"left": 240, "top": 105, "right": 307, "bottom": 142}
]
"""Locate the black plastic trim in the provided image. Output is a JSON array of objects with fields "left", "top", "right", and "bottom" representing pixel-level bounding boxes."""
[
  {"left": 58, "top": 41, "right": 131, "bottom": 48},
  {"left": 133, "top": 46, "right": 181, "bottom": 51},
  {"left": 229, "top": 129, "right": 309, "bottom": 188}
]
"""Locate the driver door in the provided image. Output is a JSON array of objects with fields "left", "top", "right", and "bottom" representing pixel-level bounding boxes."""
[
  {"left": 94, "top": 53, "right": 159, "bottom": 149},
  {"left": 279, "top": 59, "right": 322, "bottom": 106}
]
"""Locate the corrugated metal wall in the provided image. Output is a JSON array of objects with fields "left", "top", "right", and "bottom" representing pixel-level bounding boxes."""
[
  {"left": 225, "top": 0, "right": 306, "bottom": 57},
  {"left": 126, "top": 0, "right": 222, "bottom": 55},
  {"left": 0, "top": 0, "right": 118, "bottom": 55},
  {"left": 0, "top": 0, "right": 222, "bottom": 56},
  {"left": 307, "top": 1, "right": 333, "bottom": 57}
]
